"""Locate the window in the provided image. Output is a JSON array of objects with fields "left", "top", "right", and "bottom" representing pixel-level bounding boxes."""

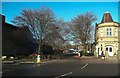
[
  {"left": 110, "top": 47, "right": 112, "bottom": 52},
  {"left": 106, "top": 47, "right": 108, "bottom": 51},
  {"left": 110, "top": 32, "right": 112, "bottom": 36},
  {"left": 115, "top": 28, "right": 117, "bottom": 36},
  {"left": 110, "top": 28, "right": 112, "bottom": 31},
  {"left": 106, "top": 28, "right": 112, "bottom": 36},
  {"left": 107, "top": 28, "right": 109, "bottom": 36},
  {"left": 101, "top": 44, "right": 102, "bottom": 51},
  {"left": 107, "top": 32, "right": 109, "bottom": 36},
  {"left": 110, "top": 28, "right": 112, "bottom": 36},
  {"left": 101, "top": 29, "right": 103, "bottom": 37},
  {"left": 116, "top": 44, "right": 117, "bottom": 51},
  {"left": 107, "top": 28, "right": 109, "bottom": 31}
]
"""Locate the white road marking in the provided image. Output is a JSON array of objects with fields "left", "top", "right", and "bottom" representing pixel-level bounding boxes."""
[
  {"left": 33, "top": 64, "right": 36, "bottom": 67},
  {"left": 81, "top": 63, "right": 88, "bottom": 69},
  {"left": 12, "top": 63, "right": 20, "bottom": 65},
  {"left": 37, "top": 64, "right": 40, "bottom": 67},
  {"left": 33, "top": 62, "right": 46, "bottom": 67},
  {"left": 2, "top": 69, "right": 13, "bottom": 73},
  {"left": 54, "top": 72, "right": 72, "bottom": 78}
]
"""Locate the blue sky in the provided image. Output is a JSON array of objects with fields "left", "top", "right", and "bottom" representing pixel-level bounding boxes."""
[
  {"left": 2, "top": 2, "right": 118, "bottom": 25},
  {"left": 1, "top": 0, "right": 120, "bottom": 2}
]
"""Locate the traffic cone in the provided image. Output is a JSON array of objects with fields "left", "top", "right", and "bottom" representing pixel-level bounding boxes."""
[{"left": 78, "top": 53, "right": 80, "bottom": 58}]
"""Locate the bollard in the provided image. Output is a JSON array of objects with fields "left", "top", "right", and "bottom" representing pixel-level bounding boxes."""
[
  {"left": 36, "top": 55, "right": 41, "bottom": 63},
  {"left": 78, "top": 53, "right": 80, "bottom": 58}
]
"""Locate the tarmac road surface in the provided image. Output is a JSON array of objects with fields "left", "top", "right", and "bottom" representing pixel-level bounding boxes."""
[{"left": 2, "top": 54, "right": 119, "bottom": 78}]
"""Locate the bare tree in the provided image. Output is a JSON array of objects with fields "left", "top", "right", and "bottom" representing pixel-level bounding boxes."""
[
  {"left": 70, "top": 12, "right": 97, "bottom": 54},
  {"left": 40, "top": 22, "right": 66, "bottom": 50},
  {"left": 56, "top": 19, "right": 72, "bottom": 41},
  {"left": 11, "top": 6, "right": 56, "bottom": 54},
  {"left": 54, "top": 19, "right": 72, "bottom": 50}
]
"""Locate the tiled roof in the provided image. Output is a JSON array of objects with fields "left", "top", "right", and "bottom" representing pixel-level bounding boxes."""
[{"left": 101, "top": 12, "right": 113, "bottom": 23}]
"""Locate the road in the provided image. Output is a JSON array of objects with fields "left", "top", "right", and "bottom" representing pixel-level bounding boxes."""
[{"left": 2, "top": 54, "right": 119, "bottom": 78}]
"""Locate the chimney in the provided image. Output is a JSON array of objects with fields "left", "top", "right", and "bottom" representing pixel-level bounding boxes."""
[
  {"left": 101, "top": 12, "right": 113, "bottom": 23},
  {"left": 95, "top": 23, "right": 97, "bottom": 30},
  {"left": 0, "top": 14, "right": 5, "bottom": 22}
]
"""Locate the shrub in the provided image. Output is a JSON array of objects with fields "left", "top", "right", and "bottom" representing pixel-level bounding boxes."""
[
  {"left": 28, "top": 55, "right": 33, "bottom": 59},
  {"left": 79, "top": 51, "right": 92, "bottom": 56},
  {"left": 51, "top": 56, "right": 56, "bottom": 60},
  {"left": 32, "top": 56, "right": 36, "bottom": 60},
  {"left": 2, "top": 56, "right": 7, "bottom": 60},
  {"left": 114, "top": 52, "right": 116, "bottom": 55},
  {"left": 79, "top": 51, "right": 84, "bottom": 56},
  {"left": 18, "top": 56, "right": 28, "bottom": 59},
  {"left": 8, "top": 57, "right": 14, "bottom": 60},
  {"left": 47, "top": 55, "right": 50, "bottom": 59},
  {"left": 84, "top": 52, "right": 91, "bottom": 56}
]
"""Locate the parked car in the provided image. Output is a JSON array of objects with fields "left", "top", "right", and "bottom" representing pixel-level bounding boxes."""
[
  {"left": 32, "top": 52, "right": 43, "bottom": 56},
  {"left": 32, "top": 52, "right": 38, "bottom": 56},
  {"left": 73, "top": 51, "right": 79, "bottom": 54}
]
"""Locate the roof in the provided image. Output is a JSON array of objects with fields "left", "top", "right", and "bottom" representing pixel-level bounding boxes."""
[
  {"left": 97, "top": 22, "right": 119, "bottom": 25},
  {"left": 101, "top": 12, "right": 113, "bottom": 23}
]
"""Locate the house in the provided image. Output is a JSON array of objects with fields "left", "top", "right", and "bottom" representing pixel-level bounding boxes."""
[
  {"left": 2, "top": 14, "right": 37, "bottom": 56},
  {"left": 95, "top": 12, "right": 119, "bottom": 58},
  {"left": 1, "top": 14, "right": 55, "bottom": 57},
  {"left": 91, "top": 42, "right": 95, "bottom": 55}
]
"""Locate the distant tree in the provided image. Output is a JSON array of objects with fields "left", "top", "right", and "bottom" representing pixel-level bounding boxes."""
[
  {"left": 11, "top": 6, "right": 56, "bottom": 54},
  {"left": 70, "top": 12, "right": 97, "bottom": 54},
  {"left": 54, "top": 19, "right": 72, "bottom": 50},
  {"left": 44, "top": 23, "right": 65, "bottom": 50},
  {"left": 44, "top": 18, "right": 71, "bottom": 50}
]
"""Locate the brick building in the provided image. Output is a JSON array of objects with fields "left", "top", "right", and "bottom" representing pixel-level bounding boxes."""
[{"left": 2, "top": 14, "right": 36, "bottom": 56}]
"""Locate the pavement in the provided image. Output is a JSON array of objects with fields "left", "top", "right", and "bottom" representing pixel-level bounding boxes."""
[
  {"left": 2, "top": 59, "right": 58, "bottom": 64},
  {"left": 74, "top": 55, "right": 119, "bottom": 64},
  {"left": 2, "top": 55, "right": 119, "bottom": 64}
]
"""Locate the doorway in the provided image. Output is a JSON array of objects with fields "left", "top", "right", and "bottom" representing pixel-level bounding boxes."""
[{"left": 106, "top": 46, "right": 113, "bottom": 56}]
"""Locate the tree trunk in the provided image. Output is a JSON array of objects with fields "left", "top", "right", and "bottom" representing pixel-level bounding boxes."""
[
  {"left": 83, "top": 43, "right": 86, "bottom": 55},
  {"left": 38, "top": 45, "right": 41, "bottom": 54}
]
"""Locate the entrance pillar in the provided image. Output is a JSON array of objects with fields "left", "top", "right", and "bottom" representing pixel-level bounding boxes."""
[
  {"left": 105, "top": 51, "right": 108, "bottom": 59},
  {"left": 118, "top": 50, "right": 120, "bottom": 59}
]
